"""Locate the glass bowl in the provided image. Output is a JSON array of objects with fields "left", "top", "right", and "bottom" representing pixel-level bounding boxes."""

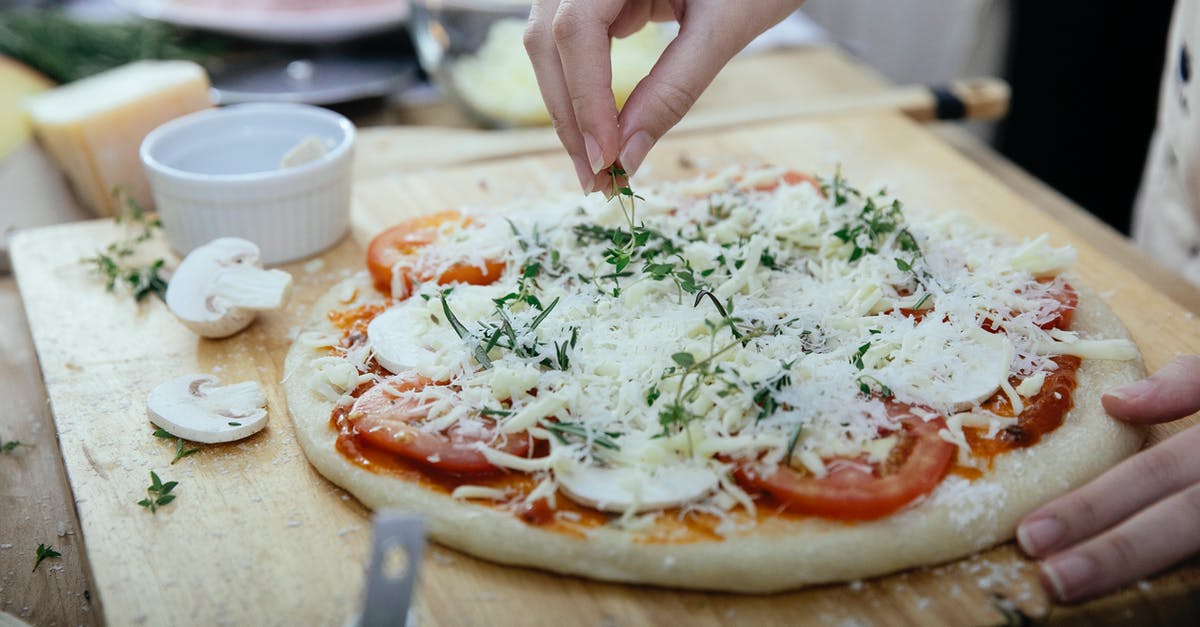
[{"left": 408, "top": 0, "right": 670, "bottom": 128}]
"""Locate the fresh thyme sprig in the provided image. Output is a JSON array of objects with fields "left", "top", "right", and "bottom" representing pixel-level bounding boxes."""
[
  {"left": 655, "top": 326, "right": 772, "bottom": 447},
  {"left": 152, "top": 427, "right": 200, "bottom": 464},
  {"left": 856, "top": 375, "right": 894, "bottom": 399},
  {"left": 137, "top": 470, "right": 178, "bottom": 514},
  {"left": 751, "top": 362, "right": 795, "bottom": 422},
  {"left": 0, "top": 437, "right": 23, "bottom": 453},
  {"left": 83, "top": 190, "right": 169, "bottom": 302},
  {"left": 33, "top": 543, "right": 61, "bottom": 572}
]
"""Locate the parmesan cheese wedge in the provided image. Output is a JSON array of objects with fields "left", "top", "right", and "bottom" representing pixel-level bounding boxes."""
[
  {"left": 556, "top": 460, "right": 719, "bottom": 513},
  {"left": 24, "top": 60, "right": 212, "bottom": 216}
]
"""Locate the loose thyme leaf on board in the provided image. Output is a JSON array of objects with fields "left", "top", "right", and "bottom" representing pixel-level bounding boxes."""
[{"left": 33, "top": 543, "right": 61, "bottom": 572}]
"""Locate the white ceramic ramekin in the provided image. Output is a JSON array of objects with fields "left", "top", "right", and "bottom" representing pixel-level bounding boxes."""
[{"left": 140, "top": 103, "right": 355, "bottom": 265}]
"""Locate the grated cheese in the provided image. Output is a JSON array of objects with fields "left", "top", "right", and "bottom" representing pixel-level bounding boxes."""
[{"left": 322, "top": 167, "right": 1137, "bottom": 520}]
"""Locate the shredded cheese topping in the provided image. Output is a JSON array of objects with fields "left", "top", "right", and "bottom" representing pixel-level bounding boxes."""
[{"left": 313, "top": 166, "right": 1138, "bottom": 522}]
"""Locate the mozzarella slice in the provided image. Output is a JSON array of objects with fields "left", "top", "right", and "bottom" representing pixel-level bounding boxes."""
[
  {"left": 369, "top": 285, "right": 507, "bottom": 379},
  {"left": 885, "top": 321, "right": 1014, "bottom": 410},
  {"left": 556, "top": 460, "right": 719, "bottom": 513},
  {"left": 368, "top": 299, "right": 478, "bottom": 381}
]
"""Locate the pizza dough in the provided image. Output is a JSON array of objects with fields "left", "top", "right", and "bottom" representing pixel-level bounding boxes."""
[{"left": 284, "top": 273, "right": 1144, "bottom": 593}]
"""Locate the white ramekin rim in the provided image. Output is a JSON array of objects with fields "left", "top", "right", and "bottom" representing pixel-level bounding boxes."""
[{"left": 139, "top": 102, "right": 356, "bottom": 185}]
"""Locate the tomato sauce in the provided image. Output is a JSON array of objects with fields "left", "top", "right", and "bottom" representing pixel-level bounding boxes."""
[{"left": 964, "top": 356, "right": 1081, "bottom": 460}]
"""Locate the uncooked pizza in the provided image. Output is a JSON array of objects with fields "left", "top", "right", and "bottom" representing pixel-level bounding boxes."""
[{"left": 283, "top": 166, "right": 1144, "bottom": 592}]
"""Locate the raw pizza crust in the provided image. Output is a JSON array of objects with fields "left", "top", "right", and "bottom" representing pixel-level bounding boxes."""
[{"left": 283, "top": 273, "right": 1145, "bottom": 593}]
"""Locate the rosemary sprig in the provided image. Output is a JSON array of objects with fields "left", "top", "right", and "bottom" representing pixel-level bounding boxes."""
[
  {"left": 784, "top": 425, "right": 805, "bottom": 467},
  {"left": 33, "top": 543, "right": 61, "bottom": 572},
  {"left": 137, "top": 471, "right": 178, "bottom": 514},
  {"left": 1, "top": 437, "right": 22, "bottom": 453},
  {"left": 441, "top": 292, "right": 494, "bottom": 369},
  {"left": 0, "top": 9, "right": 233, "bottom": 83},
  {"left": 442, "top": 292, "right": 570, "bottom": 370},
  {"left": 544, "top": 421, "right": 620, "bottom": 450}
]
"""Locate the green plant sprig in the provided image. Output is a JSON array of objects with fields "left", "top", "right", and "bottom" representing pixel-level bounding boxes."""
[
  {"left": 83, "top": 191, "right": 169, "bottom": 302},
  {"left": 1, "top": 437, "right": 23, "bottom": 454},
  {"left": 137, "top": 471, "right": 178, "bottom": 514},
  {"left": 33, "top": 543, "right": 61, "bottom": 572},
  {"left": 544, "top": 421, "right": 620, "bottom": 451},
  {"left": 441, "top": 292, "right": 570, "bottom": 371},
  {"left": 152, "top": 427, "right": 200, "bottom": 464}
]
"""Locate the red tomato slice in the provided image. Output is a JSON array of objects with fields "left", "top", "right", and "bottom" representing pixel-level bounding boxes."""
[
  {"left": 745, "top": 169, "right": 825, "bottom": 195},
  {"left": 366, "top": 210, "right": 506, "bottom": 296},
  {"left": 734, "top": 413, "right": 955, "bottom": 521},
  {"left": 349, "top": 378, "right": 531, "bottom": 476}
]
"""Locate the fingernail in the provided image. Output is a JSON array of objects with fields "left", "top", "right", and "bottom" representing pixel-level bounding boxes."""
[
  {"left": 1041, "top": 553, "right": 1095, "bottom": 601},
  {"left": 583, "top": 133, "right": 605, "bottom": 174},
  {"left": 1018, "top": 516, "right": 1066, "bottom": 555},
  {"left": 572, "top": 155, "right": 595, "bottom": 194},
  {"left": 619, "top": 131, "right": 653, "bottom": 176},
  {"left": 1108, "top": 379, "right": 1154, "bottom": 402}
]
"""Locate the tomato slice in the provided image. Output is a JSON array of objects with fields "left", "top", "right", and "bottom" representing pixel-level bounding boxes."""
[
  {"left": 348, "top": 378, "right": 531, "bottom": 476},
  {"left": 745, "top": 169, "right": 824, "bottom": 194},
  {"left": 734, "top": 413, "right": 955, "bottom": 521},
  {"left": 366, "top": 210, "right": 506, "bottom": 296}
]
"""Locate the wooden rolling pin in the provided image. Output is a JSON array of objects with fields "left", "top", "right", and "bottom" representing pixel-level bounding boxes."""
[{"left": 354, "top": 77, "right": 1011, "bottom": 179}]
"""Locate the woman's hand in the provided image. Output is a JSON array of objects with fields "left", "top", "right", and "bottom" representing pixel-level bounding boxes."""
[
  {"left": 1017, "top": 355, "right": 1200, "bottom": 602},
  {"left": 524, "top": 0, "right": 804, "bottom": 192}
]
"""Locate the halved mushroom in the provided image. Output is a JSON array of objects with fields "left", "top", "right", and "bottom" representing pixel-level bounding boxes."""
[
  {"left": 556, "top": 459, "right": 720, "bottom": 514},
  {"left": 166, "top": 237, "right": 293, "bottom": 338},
  {"left": 147, "top": 374, "right": 268, "bottom": 443}
]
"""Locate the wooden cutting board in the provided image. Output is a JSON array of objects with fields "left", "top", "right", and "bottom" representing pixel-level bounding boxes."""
[{"left": 11, "top": 110, "right": 1200, "bottom": 626}]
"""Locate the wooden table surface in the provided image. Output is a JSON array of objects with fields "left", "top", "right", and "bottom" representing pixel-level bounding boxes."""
[{"left": 2, "top": 45, "right": 1199, "bottom": 627}]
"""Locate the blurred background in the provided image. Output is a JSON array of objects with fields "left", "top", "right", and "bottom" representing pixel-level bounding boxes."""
[{"left": 0, "top": 0, "right": 1176, "bottom": 234}]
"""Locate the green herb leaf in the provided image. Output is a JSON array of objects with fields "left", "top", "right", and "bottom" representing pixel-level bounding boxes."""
[
  {"left": 441, "top": 292, "right": 493, "bottom": 369},
  {"left": 138, "top": 470, "right": 178, "bottom": 514},
  {"left": 671, "top": 352, "right": 696, "bottom": 367},
  {"left": 544, "top": 421, "right": 620, "bottom": 450},
  {"left": 0, "top": 438, "right": 22, "bottom": 453},
  {"left": 33, "top": 543, "right": 61, "bottom": 572}
]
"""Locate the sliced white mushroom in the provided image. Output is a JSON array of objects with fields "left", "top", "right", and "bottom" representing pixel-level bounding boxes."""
[
  {"left": 556, "top": 459, "right": 720, "bottom": 514},
  {"left": 147, "top": 374, "right": 268, "bottom": 443},
  {"left": 166, "top": 237, "right": 293, "bottom": 338}
]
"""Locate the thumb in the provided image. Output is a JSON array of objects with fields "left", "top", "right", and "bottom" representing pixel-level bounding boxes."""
[{"left": 1102, "top": 355, "right": 1200, "bottom": 423}]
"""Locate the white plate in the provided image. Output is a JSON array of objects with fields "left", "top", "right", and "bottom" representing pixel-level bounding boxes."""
[{"left": 115, "top": 0, "right": 410, "bottom": 44}]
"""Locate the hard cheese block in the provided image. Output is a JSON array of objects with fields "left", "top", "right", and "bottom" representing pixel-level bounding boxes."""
[
  {"left": 24, "top": 60, "right": 212, "bottom": 217},
  {"left": 0, "top": 55, "right": 54, "bottom": 160}
]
